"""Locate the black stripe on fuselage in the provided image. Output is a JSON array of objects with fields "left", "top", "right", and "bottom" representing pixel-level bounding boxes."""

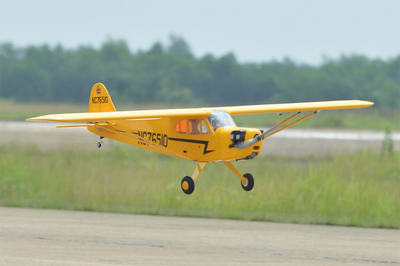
[{"left": 168, "top": 137, "right": 214, "bottom": 154}]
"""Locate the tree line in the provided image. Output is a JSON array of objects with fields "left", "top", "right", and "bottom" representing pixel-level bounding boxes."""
[{"left": 0, "top": 36, "right": 399, "bottom": 108}]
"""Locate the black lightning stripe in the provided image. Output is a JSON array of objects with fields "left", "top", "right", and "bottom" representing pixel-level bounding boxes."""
[{"left": 168, "top": 137, "right": 214, "bottom": 154}]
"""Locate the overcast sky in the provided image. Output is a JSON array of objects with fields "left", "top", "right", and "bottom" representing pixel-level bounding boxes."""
[{"left": 1, "top": 0, "right": 399, "bottom": 64}]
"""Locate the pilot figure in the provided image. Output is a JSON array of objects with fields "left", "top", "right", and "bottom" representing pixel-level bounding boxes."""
[{"left": 210, "top": 118, "right": 220, "bottom": 131}]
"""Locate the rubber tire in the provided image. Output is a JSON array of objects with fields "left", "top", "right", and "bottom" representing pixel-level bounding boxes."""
[
  {"left": 241, "top": 173, "right": 254, "bottom": 191},
  {"left": 181, "top": 176, "right": 195, "bottom": 195}
]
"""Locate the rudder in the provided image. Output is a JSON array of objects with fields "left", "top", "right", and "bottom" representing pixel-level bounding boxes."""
[{"left": 88, "top": 83, "right": 116, "bottom": 112}]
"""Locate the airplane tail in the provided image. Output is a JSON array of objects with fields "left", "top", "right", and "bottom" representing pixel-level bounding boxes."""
[{"left": 88, "top": 83, "right": 116, "bottom": 112}]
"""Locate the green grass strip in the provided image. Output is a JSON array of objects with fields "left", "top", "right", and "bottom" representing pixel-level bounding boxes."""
[{"left": 0, "top": 144, "right": 399, "bottom": 228}]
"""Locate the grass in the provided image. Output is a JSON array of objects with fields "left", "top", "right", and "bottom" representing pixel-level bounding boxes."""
[
  {"left": 0, "top": 143, "right": 399, "bottom": 228},
  {"left": 1, "top": 99, "right": 399, "bottom": 130}
]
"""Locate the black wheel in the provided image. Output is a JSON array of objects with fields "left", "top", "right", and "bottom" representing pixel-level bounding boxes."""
[
  {"left": 241, "top": 173, "right": 254, "bottom": 191},
  {"left": 181, "top": 176, "right": 195, "bottom": 194}
]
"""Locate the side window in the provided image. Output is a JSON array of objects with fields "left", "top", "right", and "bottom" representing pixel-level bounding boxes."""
[
  {"left": 188, "top": 119, "right": 201, "bottom": 134},
  {"left": 175, "top": 119, "right": 187, "bottom": 134},
  {"left": 176, "top": 119, "right": 209, "bottom": 135}
]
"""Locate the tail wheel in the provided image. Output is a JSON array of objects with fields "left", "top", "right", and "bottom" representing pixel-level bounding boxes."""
[
  {"left": 181, "top": 176, "right": 195, "bottom": 195},
  {"left": 241, "top": 173, "right": 254, "bottom": 191}
]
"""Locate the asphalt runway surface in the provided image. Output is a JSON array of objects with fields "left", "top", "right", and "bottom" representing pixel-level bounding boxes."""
[
  {"left": 1, "top": 121, "right": 399, "bottom": 156},
  {"left": 0, "top": 207, "right": 399, "bottom": 266}
]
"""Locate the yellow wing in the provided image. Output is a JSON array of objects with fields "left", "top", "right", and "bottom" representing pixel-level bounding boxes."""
[
  {"left": 27, "top": 100, "right": 373, "bottom": 122},
  {"left": 214, "top": 100, "right": 374, "bottom": 115},
  {"left": 27, "top": 108, "right": 212, "bottom": 122}
]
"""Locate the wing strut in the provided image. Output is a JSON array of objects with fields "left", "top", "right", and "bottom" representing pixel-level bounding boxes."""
[{"left": 235, "top": 111, "right": 318, "bottom": 149}]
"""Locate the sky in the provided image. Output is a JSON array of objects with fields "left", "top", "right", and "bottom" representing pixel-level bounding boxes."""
[{"left": 1, "top": 0, "right": 400, "bottom": 64}]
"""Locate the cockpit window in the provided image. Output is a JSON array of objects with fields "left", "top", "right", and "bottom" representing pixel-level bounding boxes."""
[
  {"left": 207, "top": 110, "right": 236, "bottom": 131},
  {"left": 176, "top": 119, "right": 210, "bottom": 135}
]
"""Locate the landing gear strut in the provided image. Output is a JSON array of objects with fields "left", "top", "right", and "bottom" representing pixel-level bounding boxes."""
[
  {"left": 223, "top": 161, "right": 254, "bottom": 191},
  {"left": 180, "top": 162, "right": 254, "bottom": 194},
  {"left": 181, "top": 162, "right": 207, "bottom": 195}
]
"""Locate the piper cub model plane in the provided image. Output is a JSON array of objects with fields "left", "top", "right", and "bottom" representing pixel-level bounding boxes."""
[{"left": 28, "top": 83, "right": 373, "bottom": 194}]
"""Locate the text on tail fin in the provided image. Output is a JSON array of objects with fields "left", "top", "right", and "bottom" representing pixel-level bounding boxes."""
[{"left": 88, "top": 83, "right": 116, "bottom": 112}]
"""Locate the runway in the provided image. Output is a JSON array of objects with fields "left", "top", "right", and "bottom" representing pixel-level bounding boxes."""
[{"left": 0, "top": 207, "right": 398, "bottom": 265}]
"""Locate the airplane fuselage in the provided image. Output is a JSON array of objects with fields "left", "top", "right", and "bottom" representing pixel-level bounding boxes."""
[{"left": 87, "top": 114, "right": 262, "bottom": 162}]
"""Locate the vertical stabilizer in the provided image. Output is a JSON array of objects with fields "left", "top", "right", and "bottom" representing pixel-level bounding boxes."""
[{"left": 88, "top": 83, "right": 116, "bottom": 112}]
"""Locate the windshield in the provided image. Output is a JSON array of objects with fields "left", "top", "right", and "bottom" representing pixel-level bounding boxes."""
[{"left": 207, "top": 110, "right": 236, "bottom": 131}]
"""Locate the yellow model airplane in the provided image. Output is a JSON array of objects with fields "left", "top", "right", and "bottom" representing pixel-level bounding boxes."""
[{"left": 28, "top": 83, "right": 373, "bottom": 194}]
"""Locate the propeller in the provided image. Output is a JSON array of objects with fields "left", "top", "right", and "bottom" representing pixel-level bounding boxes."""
[{"left": 235, "top": 129, "right": 268, "bottom": 149}]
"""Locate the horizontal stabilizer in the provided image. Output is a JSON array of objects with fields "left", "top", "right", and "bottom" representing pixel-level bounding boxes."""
[{"left": 56, "top": 124, "right": 89, "bottom": 128}]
